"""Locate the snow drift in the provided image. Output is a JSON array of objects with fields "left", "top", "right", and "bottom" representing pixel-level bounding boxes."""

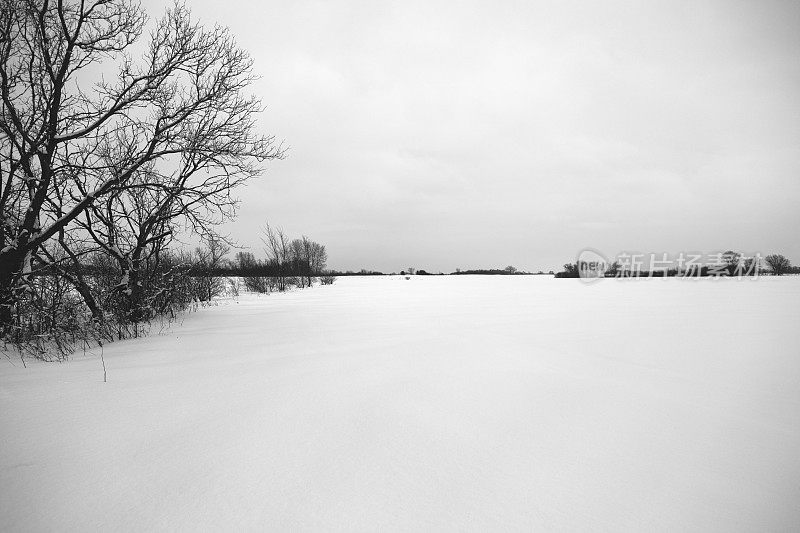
[{"left": 2, "top": 276, "right": 799, "bottom": 530}]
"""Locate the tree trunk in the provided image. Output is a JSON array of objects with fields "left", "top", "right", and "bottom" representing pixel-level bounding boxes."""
[
  {"left": 72, "top": 277, "right": 104, "bottom": 323},
  {"left": 0, "top": 250, "right": 23, "bottom": 337}
]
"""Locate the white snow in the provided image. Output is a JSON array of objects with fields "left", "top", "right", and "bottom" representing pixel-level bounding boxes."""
[{"left": 2, "top": 276, "right": 799, "bottom": 531}]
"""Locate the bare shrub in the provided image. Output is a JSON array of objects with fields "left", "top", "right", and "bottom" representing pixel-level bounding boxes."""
[{"left": 320, "top": 274, "right": 337, "bottom": 285}]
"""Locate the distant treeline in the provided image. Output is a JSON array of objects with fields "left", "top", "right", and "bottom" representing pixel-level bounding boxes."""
[
  {"left": 450, "top": 269, "right": 543, "bottom": 276},
  {"left": 320, "top": 266, "right": 554, "bottom": 276},
  {"left": 186, "top": 260, "right": 323, "bottom": 279}
]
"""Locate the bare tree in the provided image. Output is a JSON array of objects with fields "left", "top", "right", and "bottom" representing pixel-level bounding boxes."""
[
  {"left": 289, "top": 238, "right": 308, "bottom": 288},
  {"left": 740, "top": 256, "right": 759, "bottom": 276},
  {"left": 722, "top": 250, "right": 741, "bottom": 276},
  {"left": 40, "top": 230, "right": 105, "bottom": 323},
  {"left": 262, "top": 224, "right": 291, "bottom": 291},
  {"left": 193, "top": 236, "right": 229, "bottom": 302},
  {"left": 309, "top": 240, "right": 328, "bottom": 279},
  {"left": 0, "top": 1, "right": 282, "bottom": 334},
  {"left": 236, "top": 251, "right": 257, "bottom": 270},
  {"left": 292, "top": 236, "right": 328, "bottom": 287},
  {"left": 77, "top": 140, "right": 265, "bottom": 320},
  {"left": 765, "top": 254, "right": 791, "bottom": 276},
  {"left": 235, "top": 251, "right": 269, "bottom": 293}
]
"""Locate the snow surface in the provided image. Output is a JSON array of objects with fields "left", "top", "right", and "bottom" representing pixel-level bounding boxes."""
[{"left": 2, "top": 276, "right": 799, "bottom": 531}]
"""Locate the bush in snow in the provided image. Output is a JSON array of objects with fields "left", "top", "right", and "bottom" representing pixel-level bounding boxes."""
[{"left": 319, "top": 274, "right": 337, "bottom": 285}]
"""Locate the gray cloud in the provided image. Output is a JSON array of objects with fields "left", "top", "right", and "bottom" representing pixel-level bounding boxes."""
[{"left": 145, "top": 0, "right": 800, "bottom": 271}]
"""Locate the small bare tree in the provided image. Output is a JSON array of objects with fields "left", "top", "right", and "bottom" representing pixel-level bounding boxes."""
[
  {"left": 262, "top": 224, "right": 292, "bottom": 291},
  {"left": 193, "top": 236, "right": 230, "bottom": 302},
  {"left": 236, "top": 251, "right": 269, "bottom": 293},
  {"left": 309, "top": 240, "right": 328, "bottom": 281},
  {"left": 319, "top": 272, "right": 337, "bottom": 285},
  {"left": 289, "top": 238, "right": 309, "bottom": 288},
  {"left": 765, "top": 254, "right": 791, "bottom": 276}
]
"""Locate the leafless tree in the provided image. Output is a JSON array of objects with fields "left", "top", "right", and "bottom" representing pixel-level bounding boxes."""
[
  {"left": 40, "top": 229, "right": 104, "bottom": 322},
  {"left": 288, "top": 236, "right": 328, "bottom": 287},
  {"left": 722, "top": 250, "right": 741, "bottom": 276},
  {"left": 765, "top": 254, "right": 791, "bottom": 276},
  {"left": 193, "top": 236, "right": 230, "bottom": 302},
  {"left": 260, "top": 225, "right": 329, "bottom": 290},
  {"left": 740, "top": 256, "right": 759, "bottom": 276},
  {"left": 0, "top": 0, "right": 283, "bottom": 334},
  {"left": 235, "top": 251, "right": 257, "bottom": 269},
  {"left": 235, "top": 251, "right": 269, "bottom": 293},
  {"left": 308, "top": 240, "right": 328, "bottom": 280},
  {"left": 262, "top": 223, "right": 291, "bottom": 291},
  {"left": 289, "top": 238, "right": 308, "bottom": 288}
]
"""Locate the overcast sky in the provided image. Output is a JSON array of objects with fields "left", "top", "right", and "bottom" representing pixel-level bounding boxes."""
[{"left": 145, "top": 0, "right": 799, "bottom": 272}]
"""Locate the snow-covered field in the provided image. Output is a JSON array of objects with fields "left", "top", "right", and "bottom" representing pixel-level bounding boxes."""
[{"left": 2, "top": 276, "right": 799, "bottom": 531}]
